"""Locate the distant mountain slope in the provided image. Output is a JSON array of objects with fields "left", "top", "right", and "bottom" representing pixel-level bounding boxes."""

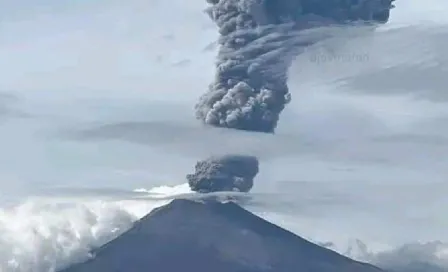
[{"left": 62, "top": 199, "right": 386, "bottom": 272}]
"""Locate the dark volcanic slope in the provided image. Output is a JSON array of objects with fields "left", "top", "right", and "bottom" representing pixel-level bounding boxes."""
[{"left": 62, "top": 199, "right": 385, "bottom": 272}]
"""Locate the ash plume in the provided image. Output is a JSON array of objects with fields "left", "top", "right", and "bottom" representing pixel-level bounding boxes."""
[
  {"left": 188, "top": 0, "right": 395, "bottom": 193},
  {"left": 195, "top": 0, "right": 395, "bottom": 133},
  {"left": 195, "top": 1, "right": 296, "bottom": 133},
  {"left": 187, "top": 155, "right": 258, "bottom": 193}
]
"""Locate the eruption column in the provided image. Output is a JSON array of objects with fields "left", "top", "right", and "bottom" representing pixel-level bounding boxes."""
[
  {"left": 195, "top": 0, "right": 300, "bottom": 133},
  {"left": 187, "top": 0, "right": 395, "bottom": 193}
]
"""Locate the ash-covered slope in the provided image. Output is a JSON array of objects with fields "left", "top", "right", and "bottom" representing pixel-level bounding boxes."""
[{"left": 62, "top": 199, "right": 385, "bottom": 272}]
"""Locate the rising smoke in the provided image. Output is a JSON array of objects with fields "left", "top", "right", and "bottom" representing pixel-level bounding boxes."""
[
  {"left": 187, "top": 0, "right": 395, "bottom": 193},
  {"left": 187, "top": 155, "right": 258, "bottom": 193},
  {"left": 195, "top": 1, "right": 297, "bottom": 133}
]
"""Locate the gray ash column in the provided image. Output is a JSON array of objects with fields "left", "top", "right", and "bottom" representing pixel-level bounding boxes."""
[
  {"left": 195, "top": 0, "right": 302, "bottom": 133},
  {"left": 187, "top": 0, "right": 395, "bottom": 193},
  {"left": 188, "top": 0, "right": 301, "bottom": 194}
]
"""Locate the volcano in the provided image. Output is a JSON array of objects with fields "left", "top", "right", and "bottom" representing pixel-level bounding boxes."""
[{"left": 62, "top": 199, "right": 385, "bottom": 272}]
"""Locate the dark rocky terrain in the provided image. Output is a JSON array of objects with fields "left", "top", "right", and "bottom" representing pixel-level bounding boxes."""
[{"left": 62, "top": 199, "right": 386, "bottom": 272}]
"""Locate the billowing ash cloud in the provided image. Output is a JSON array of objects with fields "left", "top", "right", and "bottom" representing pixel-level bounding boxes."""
[
  {"left": 188, "top": 0, "right": 395, "bottom": 193},
  {"left": 195, "top": 1, "right": 296, "bottom": 133},
  {"left": 195, "top": 0, "right": 395, "bottom": 133},
  {"left": 187, "top": 155, "right": 259, "bottom": 193}
]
